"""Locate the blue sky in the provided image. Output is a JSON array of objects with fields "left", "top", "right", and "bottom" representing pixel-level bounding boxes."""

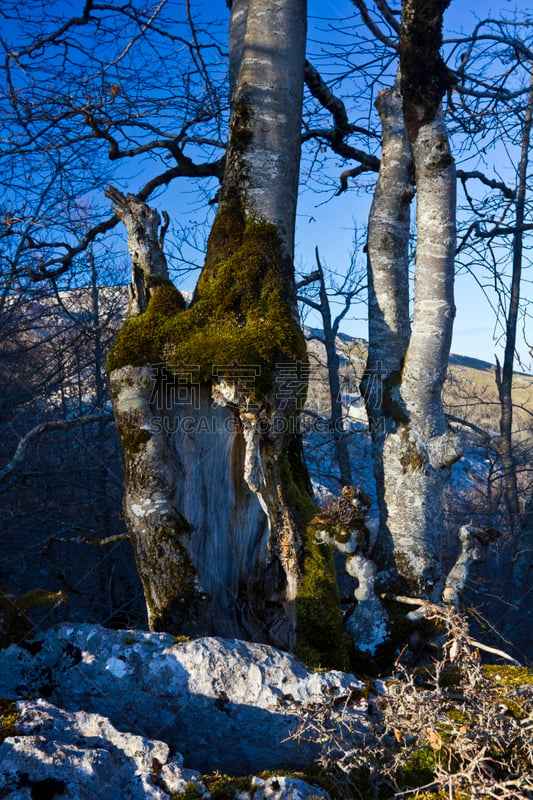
[
  {"left": 3, "top": 0, "right": 531, "bottom": 368},
  {"left": 294, "top": 0, "right": 533, "bottom": 369}
]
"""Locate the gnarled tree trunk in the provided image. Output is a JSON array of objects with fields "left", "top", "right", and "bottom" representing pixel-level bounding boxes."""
[{"left": 107, "top": 0, "right": 345, "bottom": 662}]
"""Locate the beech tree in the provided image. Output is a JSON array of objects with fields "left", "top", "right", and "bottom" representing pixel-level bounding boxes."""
[
  {"left": 350, "top": 0, "right": 464, "bottom": 655},
  {"left": 105, "top": 0, "right": 351, "bottom": 664},
  {"left": 3, "top": 0, "right": 529, "bottom": 666}
]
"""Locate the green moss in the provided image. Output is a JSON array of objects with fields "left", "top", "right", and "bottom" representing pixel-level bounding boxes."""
[
  {"left": 412, "top": 792, "right": 469, "bottom": 800},
  {"left": 483, "top": 665, "right": 533, "bottom": 687},
  {"left": 295, "top": 520, "right": 353, "bottom": 671},
  {"left": 0, "top": 589, "right": 68, "bottom": 649},
  {"left": 171, "top": 782, "right": 204, "bottom": 800},
  {"left": 400, "top": 746, "right": 437, "bottom": 788},
  {"left": 0, "top": 698, "right": 18, "bottom": 743},
  {"left": 108, "top": 211, "right": 306, "bottom": 401},
  {"left": 497, "top": 697, "right": 528, "bottom": 720},
  {"left": 123, "top": 636, "right": 138, "bottom": 646},
  {"left": 202, "top": 774, "right": 255, "bottom": 799},
  {"left": 148, "top": 536, "right": 208, "bottom": 634},
  {"left": 118, "top": 426, "right": 151, "bottom": 455},
  {"left": 398, "top": 426, "right": 426, "bottom": 472},
  {"left": 275, "top": 448, "right": 352, "bottom": 671},
  {"left": 228, "top": 102, "right": 254, "bottom": 153},
  {"left": 446, "top": 708, "right": 472, "bottom": 725}
]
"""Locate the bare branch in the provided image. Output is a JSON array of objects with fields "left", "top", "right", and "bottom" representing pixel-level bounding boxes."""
[
  {"left": 78, "top": 533, "right": 130, "bottom": 546},
  {"left": 380, "top": 594, "right": 521, "bottom": 664},
  {"left": 350, "top": 0, "right": 399, "bottom": 50},
  {"left": 303, "top": 60, "right": 380, "bottom": 173},
  {"left": 456, "top": 170, "right": 515, "bottom": 201},
  {"left": 0, "top": 413, "right": 114, "bottom": 483},
  {"left": 336, "top": 165, "right": 376, "bottom": 195}
]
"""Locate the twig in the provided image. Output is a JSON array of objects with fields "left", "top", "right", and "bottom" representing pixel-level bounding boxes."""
[
  {"left": 0, "top": 412, "right": 113, "bottom": 482},
  {"left": 380, "top": 594, "right": 522, "bottom": 665}
]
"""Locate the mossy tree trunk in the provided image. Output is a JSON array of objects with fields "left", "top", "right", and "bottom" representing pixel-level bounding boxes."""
[
  {"left": 107, "top": 0, "right": 345, "bottom": 657},
  {"left": 357, "top": 0, "right": 461, "bottom": 656}
]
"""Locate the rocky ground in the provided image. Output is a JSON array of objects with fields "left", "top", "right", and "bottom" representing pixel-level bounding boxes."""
[{"left": 0, "top": 624, "right": 372, "bottom": 799}]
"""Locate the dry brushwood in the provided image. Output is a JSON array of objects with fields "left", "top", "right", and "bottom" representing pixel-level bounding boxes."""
[{"left": 289, "top": 608, "right": 533, "bottom": 800}]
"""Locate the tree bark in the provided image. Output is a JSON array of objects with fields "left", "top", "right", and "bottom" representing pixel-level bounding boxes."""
[
  {"left": 106, "top": 0, "right": 344, "bottom": 658},
  {"left": 361, "top": 0, "right": 461, "bottom": 623},
  {"left": 361, "top": 78, "right": 413, "bottom": 578}
]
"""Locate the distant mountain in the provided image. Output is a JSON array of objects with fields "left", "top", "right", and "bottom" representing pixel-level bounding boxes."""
[
  {"left": 449, "top": 353, "right": 494, "bottom": 372},
  {"left": 304, "top": 325, "right": 532, "bottom": 379}
]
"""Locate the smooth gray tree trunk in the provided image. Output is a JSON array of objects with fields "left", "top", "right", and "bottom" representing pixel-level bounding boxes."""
[{"left": 357, "top": 0, "right": 461, "bottom": 656}]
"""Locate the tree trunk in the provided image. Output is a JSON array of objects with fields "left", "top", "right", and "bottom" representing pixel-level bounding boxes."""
[
  {"left": 315, "top": 252, "right": 353, "bottom": 489},
  {"left": 107, "top": 0, "right": 346, "bottom": 662},
  {"left": 501, "top": 68, "right": 533, "bottom": 640},
  {"left": 361, "top": 0, "right": 460, "bottom": 619},
  {"left": 361, "top": 78, "right": 413, "bottom": 578}
]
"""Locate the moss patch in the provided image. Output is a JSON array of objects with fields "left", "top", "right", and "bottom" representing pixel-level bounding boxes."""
[
  {"left": 147, "top": 530, "right": 209, "bottom": 635},
  {"left": 294, "top": 525, "right": 353, "bottom": 671},
  {"left": 0, "top": 698, "right": 19, "bottom": 743},
  {"left": 0, "top": 589, "right": 68, "bottom": 650},
  {"left": 483, "top": 665, "right": 533, "bottom": 687},
  {"left": 277, "top": 448, "right": 352, "bottom": 672},
  {"left": 171, "top": 782, "right": 204, "bottom": 800},
  {"left": 202, "top": 774, "right": 255, "bottom": 799},
  {"left": 118, "top": 426, "right": 151, "bottom": 455},
  {"left": 400, "top": 746, "right": 437, "bottom": 788},
  {"left": 108, "top": 210, "right": 306, "bottom": 400}
]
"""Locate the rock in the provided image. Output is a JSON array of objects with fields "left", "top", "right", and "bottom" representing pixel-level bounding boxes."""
[
  {"left": 0, "top": 698, "right": 202, "bottom": 799},
  {"left": 0, "top": 624, "right": 370, "bottom": 773},
  {"left": 253, "top": 776, "right": 330, "bottom": 799}
]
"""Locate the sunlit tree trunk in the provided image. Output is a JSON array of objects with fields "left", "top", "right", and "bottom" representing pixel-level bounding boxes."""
[
  {"left": 361, "top": 0, "right": 461, "bottom": 620},
  {"left": 107, "top": 0, "right": 333, "bottom": 653}
]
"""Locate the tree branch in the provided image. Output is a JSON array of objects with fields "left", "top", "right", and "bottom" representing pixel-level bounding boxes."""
[
  {"left": 303, "top": 60, "right": 380, "bottom": 176},
  {"left": 456, "top": 170, "right": 515, "bottom": 201},
  {"left": 0, "top": 413, "right": 113, "bottom": 482},
  {"left": 351, "top": 0, "right": 399, "bottom": 50},
  {"left": 380, "top": 594, "right": 521, "bottom": 665}
]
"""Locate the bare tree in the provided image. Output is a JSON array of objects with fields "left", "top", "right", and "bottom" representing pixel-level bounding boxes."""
[
  {"left": 297, "top": 247, "right": 365, "bottom": 489},
  {"left": 345, "top": 0, "right": 462, "bottom": 657}
]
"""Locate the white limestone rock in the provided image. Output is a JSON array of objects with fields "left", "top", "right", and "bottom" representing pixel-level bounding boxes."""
[
  {"left": 0, "top": 624, "right": 370, "bottom": 773},
  {"left": 0, "top": 698, "right": 202, "bottom": 799},
  {"left": 253, "top": 776, "right": 330, "bottom": 799}
]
